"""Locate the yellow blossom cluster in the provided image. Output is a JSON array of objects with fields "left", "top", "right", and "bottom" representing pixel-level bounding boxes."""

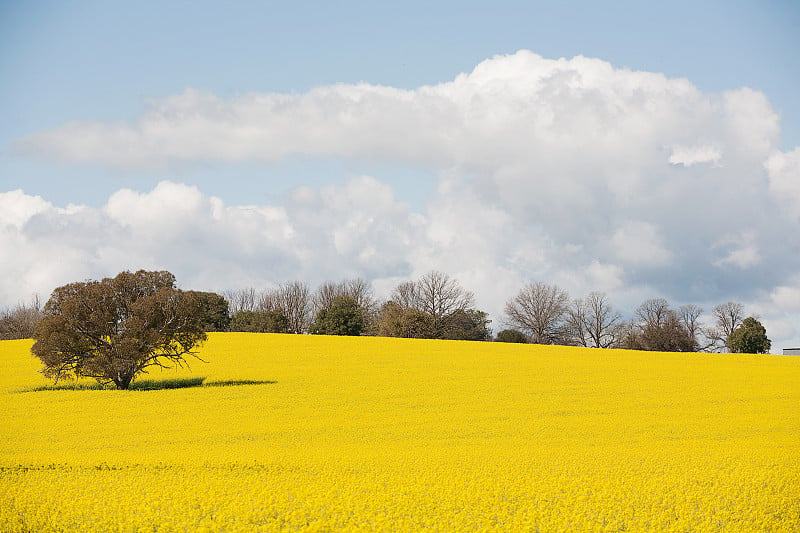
[{"left": 1, "top": 333, "right": 799, "bottom": 531}]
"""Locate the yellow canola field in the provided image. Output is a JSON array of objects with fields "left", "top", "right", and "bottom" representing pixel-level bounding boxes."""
[{"left": 1, "top": 333, "right": 799, "bottom": 532}]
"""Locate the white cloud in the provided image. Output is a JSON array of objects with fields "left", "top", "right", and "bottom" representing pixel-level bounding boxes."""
[
  {"left": 6, "top": 50, "right": 800, "bottom": 348},
  {"left": 0, "top": 190, "right": 51, "bottom": 229},
  {"left": 0, "top": 179, "right": 422, "bottom": 306}
]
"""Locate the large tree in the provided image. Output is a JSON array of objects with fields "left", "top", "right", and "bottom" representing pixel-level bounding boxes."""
[
  {"left": 31, "top": 270, "right": 207, "bottom": 390},
  {"left": 504, "top": 282, "right": 569, "bottom": 344},
  {"left": 727, "top": 317, "right": 771, "bottom": 354}
]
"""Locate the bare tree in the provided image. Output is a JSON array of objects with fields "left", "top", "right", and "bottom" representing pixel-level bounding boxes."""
[
  {"left": 635, "top": 298, "right": 671, "bottom": 329},
  {"left": 505, "top": 282, "right": 569, "bottom": 344},
  {"left": 390, "top": 281, "right": 420, "bottom": 309},
  {"left": 313, "top": 281, "right": 341, "bottom": 314},
  {"left": 381, "top": 272, "right": 478, "bottom": 339},
  {"left": 566, "top": 298, "right": 589, "bottom": 347},
  {"left": 223, "top": 288, "right": 258, "bottom": 314},
  {"left": 342, "top": 278, "right": 379, "bottom": 319},
  {"left": 707, "top": 302, "right": 745, "bottom": 351},
  {"left": 0, "top": 295, "right": 43, "bottom": 340},
  {"left": 714, "top": 302, "right": 745, "bottom": 337},
  {"left": 256, "top": 289, "right": 278, "bottom": 313},
  {"left": 415, "top": 271, "right": 475, "bottom": 338},
  {"left": 679, "top": 304, "right": 710, "bottom": 351},
  {"left": 568, "top": 292, "right": 623, "bottom": 348},
  {"left": 272, "top": 281, "right": 312, "bottom": 334},
  {"left": 625, "top": 298, "right": 695, "bottom": 352}
]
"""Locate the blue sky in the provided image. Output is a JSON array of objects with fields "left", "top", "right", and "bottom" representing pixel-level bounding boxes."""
[{"left": 1, "top": 0, "right": 799, "bottom": 348}]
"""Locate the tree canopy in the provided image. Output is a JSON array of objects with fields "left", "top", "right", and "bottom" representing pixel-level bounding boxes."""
[
  {"left": 31, "top": 270, "right": 207, "bottom": 390},
  {"left": 309, "top": 295, "right": 364, "bottom": 336},
  {"left": 727, "top": 317, "right": 771, "bottom": 354}
]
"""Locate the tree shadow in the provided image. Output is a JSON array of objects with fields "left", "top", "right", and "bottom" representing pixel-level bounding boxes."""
[
  {"left": 20, "top": 377, "right": 276, "bottom": 392},
  {"left": 204, "top": 379, "right": 277, "bottom": 387}
]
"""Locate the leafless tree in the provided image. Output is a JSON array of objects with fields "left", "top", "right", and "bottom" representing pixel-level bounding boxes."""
[
  {"left": 272, "top": 281, "right": 312, "bottom": 334},
  {"left": 706, "top": 301, "right": 745, "bottom": 351},
  {"left": 505, "top": 282, "right": 569, "bottom": 344},
  {"left": 635, "top": 298, "right": 671, "bottom": 329},
  {"left": 381, "top": 271, "right": 476, "bottom": 339},
  {"left": 567, "top": 292, "right": 623, "bottom": 348},
  {"left": 390, "top": 281, "right": 420, "bottom": 309},
  {"left": 223, "top": 288, "right": 258, "bottom": 314},
  {"left": 313, "top": 281, "right": 342, "bottom": 314},
  {"left": 415, "top": 271, "right": 475, "bottom": 338},
  {"left": 679, "top": 304, "right": 712, "bottom": 351},
  {"left": 714, "top": 301, "right": 745, "bottom": 337},
  {"left": 343, "top": 278, "right": 379, "bottom": 318},
  {"left": 0, "top": 295, "right": 43, "bottom": 340},
  {"left": 256, "top": 288, "right": 278, "bottom": 313},
  {"left": 625, "top": 298, "right": 695, "bottom": 352}
]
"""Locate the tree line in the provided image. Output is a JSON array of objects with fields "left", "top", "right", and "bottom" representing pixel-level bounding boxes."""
[
  {"left": 19, "top": 270, "right": 772, "bottom": 390},
  {"left": 2, "top": 269, "right": 771, "bottom": 352},
  {"left": 219, "top": 271, "right": 491, "bottom": 341},
  {"left": 502, "top": 282, "right": 769, "bottom": 354}
]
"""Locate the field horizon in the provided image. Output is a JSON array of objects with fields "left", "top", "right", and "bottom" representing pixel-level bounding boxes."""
[{"left": 2, "top": 333, "right": 799, "bottom": 531}]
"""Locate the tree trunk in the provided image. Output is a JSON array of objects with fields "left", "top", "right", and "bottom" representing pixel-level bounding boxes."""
[{"left": 114, "top": 374, "right": 133, "bottom": 390}]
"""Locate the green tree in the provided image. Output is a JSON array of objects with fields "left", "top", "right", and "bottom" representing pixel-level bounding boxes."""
[
  {"left": 445, "top": 309, "right": 491, "bottom": 341},
  {"left": 229, "top": 310, "right": 290, "bottom": 333},
  {"left": 495, "top": 329, "right": 529, "bottom": 343},
  {"left": 31, "top": 270, "right": 207, "bottom": 390},
  {"left": 727, "top": 317, "right": 771, "bottom": 354},
  {"left": 309, "top": 295, "right": 364, "bottom": 336},
  {"left": 186, "top": 291, "right": 230, "bottom": 332},
  {"left": 377, "top": 302, "right": 434, "bottom": 339}
]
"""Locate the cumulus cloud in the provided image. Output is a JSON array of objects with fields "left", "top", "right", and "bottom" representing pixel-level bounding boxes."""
[
  {"left": 0, "top": 178, "right": 421, "bottom": 305},
  {"left": 6, "top": 50, "right": 800, "bottom": 347}
]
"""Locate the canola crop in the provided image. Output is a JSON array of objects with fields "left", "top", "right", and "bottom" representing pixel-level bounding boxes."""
[{"left": 1, "top": 333, "right": 799, "bottom": 532}]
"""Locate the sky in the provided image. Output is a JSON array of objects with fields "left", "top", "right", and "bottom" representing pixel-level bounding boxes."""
[{"left": 1, "top": 0, "right": 799, "bottom": 350}]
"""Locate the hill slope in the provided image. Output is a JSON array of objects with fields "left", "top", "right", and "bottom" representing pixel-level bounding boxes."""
[{"left": 1, "top": 333, "right": 799, "bottom": 531}]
